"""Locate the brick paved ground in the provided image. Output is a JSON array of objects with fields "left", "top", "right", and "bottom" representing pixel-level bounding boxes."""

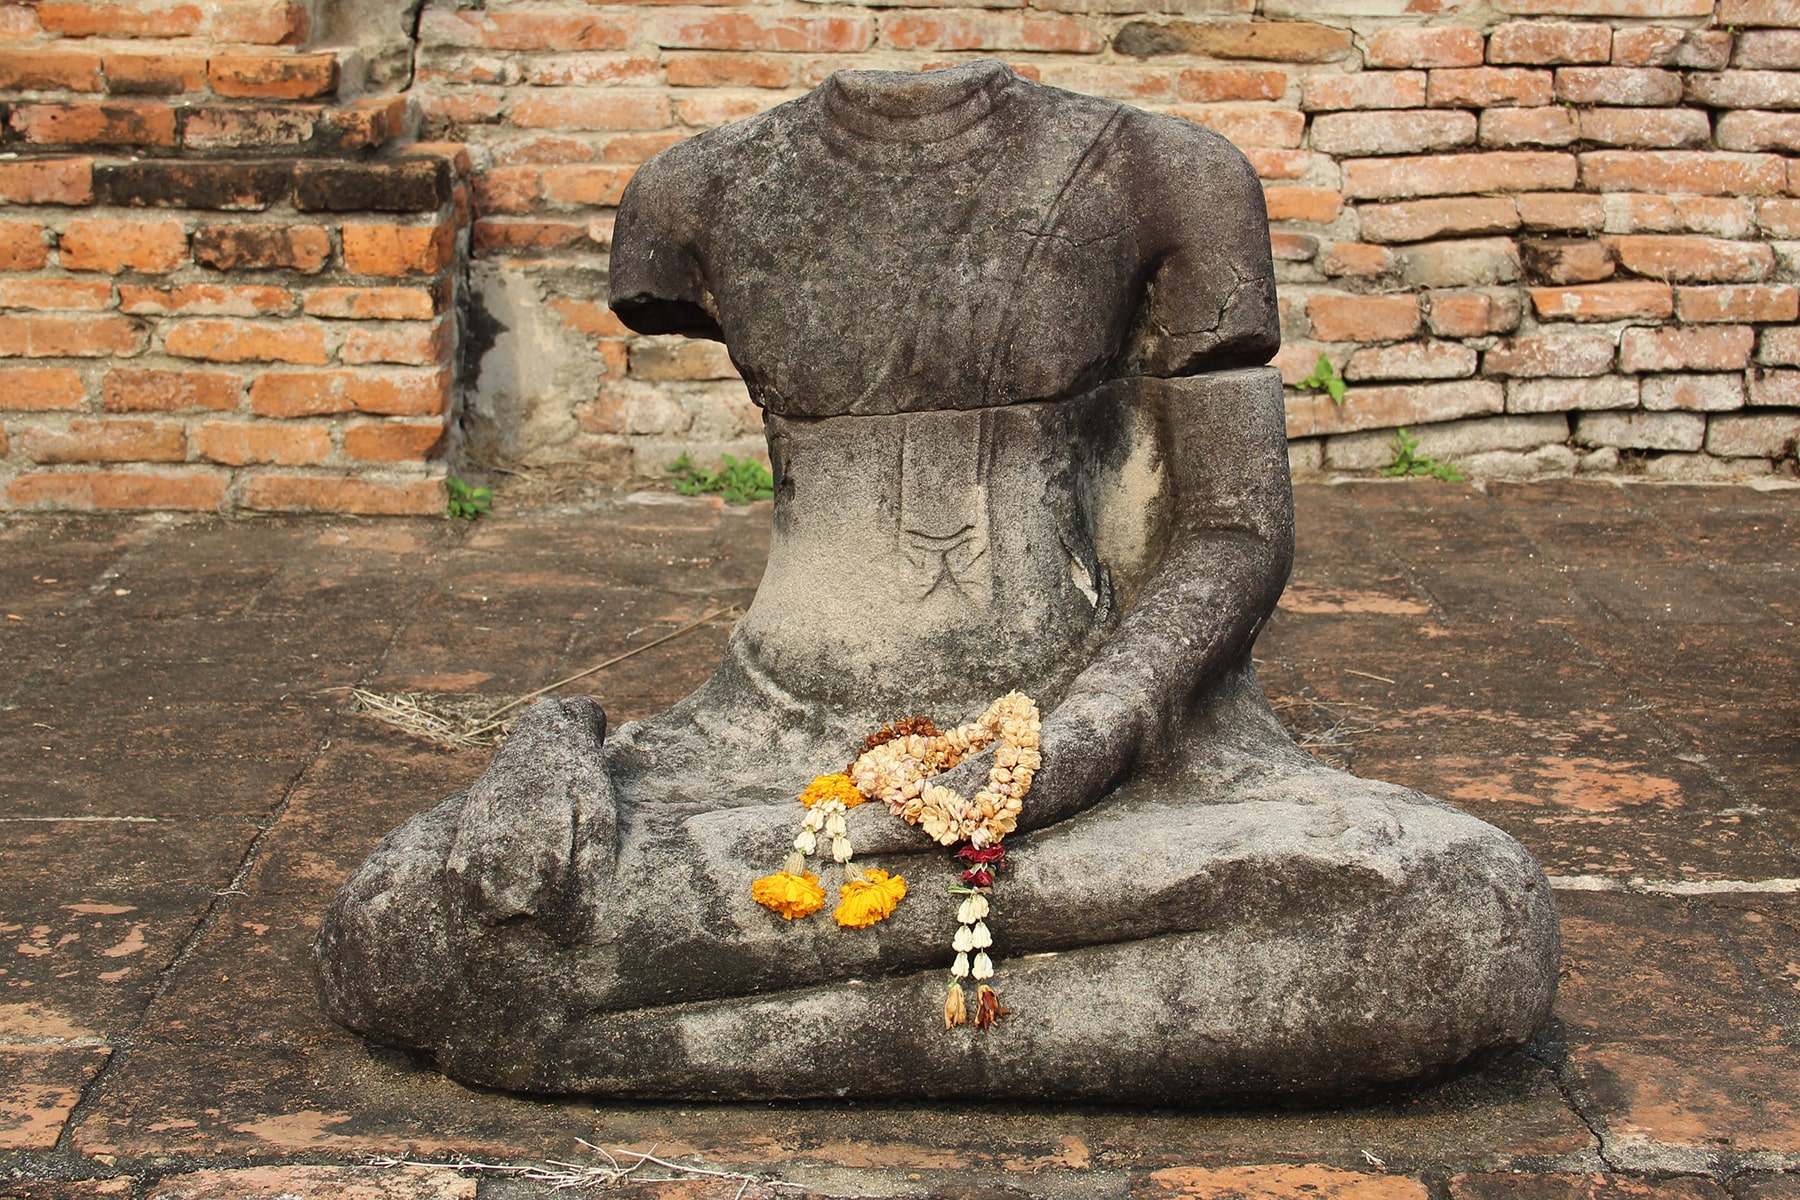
[{"left": 1, "top": 479, "right": 1797, "bottom": 1199}]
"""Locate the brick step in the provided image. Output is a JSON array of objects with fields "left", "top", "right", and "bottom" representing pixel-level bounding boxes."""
[
  {"left": 0, "top": 45, "right": 364, "bottom": 101},
  {"left": 0, "top": 93, "right": 409, "bottom": 159}
]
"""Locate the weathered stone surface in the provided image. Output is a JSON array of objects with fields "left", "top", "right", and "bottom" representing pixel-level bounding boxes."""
[{"left": 316, "top": 61, "right": 1558, "bottom": 1104}]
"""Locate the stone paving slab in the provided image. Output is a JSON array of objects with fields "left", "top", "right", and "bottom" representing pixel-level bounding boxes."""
[{"left": 1, "top": 480, "right": 1797, "bottom": 1198}]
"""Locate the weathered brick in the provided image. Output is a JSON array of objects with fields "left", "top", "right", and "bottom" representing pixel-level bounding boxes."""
[
  {"left": 0, "top": 48, "right": 105, "bottom": 90},
  {"left": 1286, "top": 379, "right": 1503, "bottom": 437},
  {"left": 1758, "top": 198, "right": 1800, "bottom": 236},
  {"left": 212, "top": 0, "right": 311, "bottom": 44},
  {"left": 1364, "top": 27, "right": 1484, "bottom": 68},
  {"left": 1116, "top": 20, "right": 1351, "bottom": 61},
  {"left": 1176, "top": 68, "right": 1287, "bottom": 103},
  {"left": 21, "top": 417, "right": 185, "bottom": 463},
  {"left": 1426, "top": 288, "right": 1524, "bottom": 335},
  {"left": 302, "top": 286, "right": 441, "bottom": 321},
  {"left": 509, "top": 90, "right": 673, "bottom": 132},
  {"left": 102, "top": 367, "right": 239, "bottom": 411},
  {"left": 1734, "top": 30, "right": 1800, "bottom": 69},
  {"left": 1311, "top": 109, "right": 1472, "bottom": 156},
  {"left": 117, "top": 283, "right": 292, "bottom": 316},
  {"left": 1318, "top": 242, "right": 1390, "bottom": 276},
  {"left": 58, "top": 219, "right": 185, "bottom": 274},
  {"left": 423, "top": 9, "right": 635, "bottom": 52},
  {"left": 1706, "top": 411, "right": 1800, "bottom": 458},
  {"left": 341, "top": 222, "right": 455, "bottom": 276},
  {"left": 7, "top": 470, "right": 226, "bottom": 512},
  {"left": 340, "top": 318, "right": 452, "bottom": 367},
  {"left": 91, "top": 161, "right": 292, "bottom": 211},
  {"left": 1342, "top": 152, "right": 1577, "bottom": 200},
  {"left": 1244, "top": 148, "right": 1311, "bottom": 179},
  {"left": 1640, "top": 372, "right": 1745, "bottom": 410},
  {"left": 1716, "top": 112, "right": 1800, "bottom": 154},
  {"left": 102, "top": 51, "right": 208, "bottom": 95},
  {"left": 1480, "top": 106, "right": 1579, "bottom": 148},
  {"left": 1170, "top": 105, "right": 1305, "bottom": 148},
  {"left": 1343, "top": 340, "right": 1477, "bottom": 380},
  {"left": 1686, "top": 70, "right": 1800, "bottom": 109},
  {"left": 1556, "top": 66, "right": 1682, "bottom": 105},
  {"left": 0, "top": 313, "right": 147, "bottom": 357},
  {"left": 249, "top": 367, "right": 450, "bottom": 417},
  {"left": 1394, "top": 237, "right": 1520, "bottom": 287},
  {"left": 1602, "top": 194, "right": 1757, "bottom": 237},
  {"left": 665, "top": 52, "right": 797, "bottom": 89},
  {"left": 191, "top": 224, "right": 330, "bottom": 273},
  {"left": 1428, "top": 67, "right": 1553, "bottom": 108},
  {"left": 470, "top": 218, "right": 591, "bottom": 256},
  {"left": 539, "top": 164, "right": 637, "bottom": 207},
  {"left": 1509, "top": 374, "right": 1638, "bottom": 412},
  {"left": 0, "top": 159, "right": 94, "bottom": 207},
  {"left": 0, "top": 367, "right": 85, "bottom": 410},
  {"left": 207, "top": 52, "right": 339, "bottom": 100},
  {"left": 1270, "top": 231, "right": 1319, "bottom": 261},
  {"left": 1608, "top": 235, "right": 1775, "bottom": 282},
  {"left": 0, "top": 279, "right": 115, "bottom": 310},
  {"left": 293, "top": 160, "right": 452, "bottom": 214},
  {"left": 1495, "top": 0, "right": 1711, "bottom": 14},
  {"left": 674, "top": 92, "right": 782, "bottom": 129},
  {"left": 1760, "top": 325, "right": 1800, "bottom": 366},
  {"left": 1324, "top": 412, "right": 1569, "bottom": 470},
  {"left": 882, "top": 13, "right": 1101, "bottom": 52},
  {"left": 1306, "top": 293, "right": 1420, "bottom": 342},
  {"left": 1748, "top": 367, "right": 1799, "bottom": 405},
  {"left": 1579, "top": 107, "right": 1711, "bottom": 149},
  {"left": 1530, "top": 280, "right": 1673, "bottom": 320},
  {"left": 1581, "top": 151, "right": 1790, "bottom": 196},
  {"left": 343, "top": 420, "right": 447, "bottom": 462},
  {"left": 242, "top": 474, "right": 445, "bottom": 515},
  {"left": 1485, "top": 332, "right": 1616, "bottom": 376},
  {"left": 1517, "top": 191, "right": 1605, "bottom": 231},
  {"left": 1613, "top": 27, "right": 1735, "bottom": 68},
  {"left": 1488, "top": 22, "right": 1610, "bottom": 64},
  {"left": 1520, "top": 237, "right": 1616, "bottom": 283},
  {"left": 1302, "top": 71, "right": 1425, "bottom": 111},
  {"left": 163, "top": 319, "right": 328, "bottom": 365},
  {"left": 1675, "top": 284, "right": 1799, "bottom": 323},
  {"left": 193, "top": 419, "right": 330, "bottom": 465},
  {"left": 1263, "top": 187, "right": 1342, "bottom": 223},
  {"left": 8, "top": 101, "right": 177, "bottom": 149},
  {"left": 1620, "top": 325, "right": 1756, "bottom": 372},
  {"left": 1574, "top": 409, "right": 1704, "bottom": 450},
  {"left": 0, "top": 222, "right": 51, "bottom": 271},
  {"left": 649, "top": 12, "right": 874, "bottom": 53},
  {"left": 1359, "top": 197, "right": 1520, "bottom": 244},
  {"left": 1719, "top": 0, "right": 1800, "bottom": 23},
  {"left": 36, "top": 2, "right": 204, "bottom": 39}
]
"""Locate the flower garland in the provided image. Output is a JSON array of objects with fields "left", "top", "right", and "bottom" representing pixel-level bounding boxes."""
[{"left": 751, "top": 692, "right": 1040, "bottom": 1031}]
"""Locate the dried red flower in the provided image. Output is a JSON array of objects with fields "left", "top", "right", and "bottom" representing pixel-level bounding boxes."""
[
  {"left": 957, "top": 846, "right": 1006, "bottom": 865},
  {"left": 974, "top": 984, "right": 1009, "bottom": 1028},
  {"left": 962, "top": 868, "right": 993, "bottom": 887}
]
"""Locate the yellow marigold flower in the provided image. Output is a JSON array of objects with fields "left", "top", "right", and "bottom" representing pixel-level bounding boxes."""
[
  {"left": 752, "top": 871, "right": 826, "bottom": 920},
  {"left": 799, "top": 773, "right": 866, "bottom": 809},
  {"left": 833, "top": 868, "right": 907, "bottom": 929}
]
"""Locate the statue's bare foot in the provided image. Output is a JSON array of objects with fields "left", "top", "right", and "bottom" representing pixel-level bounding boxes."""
[{"left": 444, "top": 697, "right": 614, "bottom": 939}]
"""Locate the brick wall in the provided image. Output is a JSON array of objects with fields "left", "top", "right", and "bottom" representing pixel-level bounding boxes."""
[{"left": 2, "top": 0, "right": 1797, "bottom": 511}]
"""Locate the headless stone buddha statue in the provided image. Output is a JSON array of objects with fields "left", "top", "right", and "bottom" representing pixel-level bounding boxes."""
[{"left": 315, "top": 60, "right": 1558, "bottom": 1104}]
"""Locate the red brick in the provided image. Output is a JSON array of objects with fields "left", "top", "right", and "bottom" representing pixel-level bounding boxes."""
[
  {"left": 8, "top": 101, "right": 177, "bottom": 148},
  {"left": 21, "top": 417, "right": 185, "bottom": 463},
  {"left": 1318, "top": 242, "right": 1391, "bottom": 276},
  {"left": 423, "top": 8, "right": 633, "bottom": 51},
  {"left": 1734, "top": 30, "right": 1800, "bottom": 69},
  {"left": 1612, "top": 28, "right": 1734, "bottom": 68},
  {"left": 0, "top": 313, "right": 146, "bottom": 357},
  {"left": 102, "top": 52, "right": 208, "bottom": 94},
  {"left": 180, "top": 106, "right": 317, "bottom": 153},
  {"left": 1170, "top": 106, "right": 1305, "bottom": 148},
  {"left": 1556, "top": 67, "right": 1682, "bottom": 105},
  {"left": 1750, "top": 368, "right": 1800, "bottom": 405},
  {"left": 206, "top": 53, "right": 339, "bottom": 100},
  {"left": 1530, "top": 280, "right": 1674, "bottom": 320},
  {"left": 665, "top": 53, "right": 795, "bottom": 89},
  {"left": 1493, "top": 0, "right": 1712, "bottom": 13},
  {"left": 470, "top": 219, "right": 591, "bottom": 256},
  {"left": 1641, "top": 372, "right": 1744, "bottom": 411},
  {"left": 58, "top": 219, "right": 186, "bottom": 274},
  {"left": 340, "top": 318, "right": 452, "bottom": 366},
  {"left": 1343, "top": 339, "right": 1477, "bottom": 380},
  {"left": 540, "top": 164, "right": 637, "bottom": 207},
  {"left": 1364, "top": 27, "right": 1484, "bottom": 68},
  {"left": 509, "top": 90, "right": 672, "bottom": 132},
  {"left": 1484, "top": 332, "right": 1616, "bottom": 376},
  {"left": 1676, "top": 284, "right": 1799, "bottom": 323},
  {"left": 193, "top": 420, "right": 329, "bottom": 465},
  {"left": 519, "top": 54, "right": 661, "bottom": 89},
  {"left": 1269, "top": 231, "right": 1319, "bottom": 261},
  {"left": 1580, "top": 108, "right": 1711, "bottom": 149},
  {"left": 242, "top": 473, "right": 445, "bottom": 515},
  {"left": 0, "top": 222, "right": 50, "bottom": 272},
  {"left": 343, "top": 420, "right": 447, "bottom": 462},
  {"left": 548, "top": 297, "right": 631, "bottom": 339},
  {"left": 341, "top": 222, "right": 454, "bottom": 276},
  {"left": 1761, "top": 326, "right": 1800, "bottom": 366},
  {"left": 1306, "top": 293, "right": 1420, "bottom": 342},
  {"left": 249, "top": 367, "right": 450, "bottom": 417},
  {"left": 1488, "top": 22, "right": 1611, "bottom": 64},
  {"left": 1687, "top": 70, "right": 1800, "bottom": 109},
  {"left": 1286, "top": 379, "right": 1504, "bottom": 437},
  {"left": 1608, "top": 235, "right": 1775, "bottom": 283},
  {"left": 1601, "top": 193, "right": 1756, "bottom": 236},
  {"left": 0, "top": 159, "right": 93, "bottom": 206},
  {"left": 1708, "top": 411, "right": 1800, "bottom": 458},
  {"left": 1517, "top": 191, "right": 1605, "bottom": 231},
  {"left": 1758, "top": 198, "right": 1800, "bottom": 236},
  {"left": 1265, "top": 187, "right": 1343, "bottom": 223},
  {"left": 1520, "top": 237, "right": 1616, "bottom": 282},
  {"left": 302, "top": 286, "right": 441, "bottom": 321},
  {"left": 1124, "top": 21, "right": 1351, "bottom": 62},
  {"left": 0, "top": 5, "right": 37, "bottom": 40},
  {"left": 651, "top": 12, "right": 873, "bottom": 52},
  {"left": 1176, "top": 68, "right": 1287, "bottom": 103},
  {"left": 1360, "top": 196, "right": 1520, "bottom": 244},
  {"left": 36, "top": 2, "right": 204, "bottom": 39},
  {"left": 1427, "top": 288, "right": 1524, "bottom": 336},
  {"left": 191, "top": 224, "right": 330, "bottom": 273},
  {"left": 0, "top": 279, "right": 114, "bottom": 311},
  {"left": 0, "top": 48, "right": 105, "bottom": 91},
  {"left": 118, "top": 284, "right": 293, "bottom": 317},
  {"left": 0, "top": 367, "right": 85, "bottom": 410},
  {"left": 598, "top": 132, "right": 687, "bottom": 164},
  {"left": 1509, "top": 375, "right": 1639, "bottom": 412},
  {"left": 163, "top": 319, "right": 327, "bottom": 365},
  {"left": 471, "top": 166, "right": 540, "bottom": 215},
  {"left": 8, "top": 470, "right": 225, "bottom": 511},
  {"left": 1620, "top": 324, "right": 1756, "bottom": 372},
  {"left": 1719, "top": 0, "right": 1800, "bottom": 23},
  {"left": 1312, "top": 109, "right": 1473, "bottom": 156},
  {"left": 1302, "top": 71, "right": 1425, "bottom": 111},
  {"left": 211, "top": 0, "right": 310, "bottom": 45},
  {"left": 1428, "top": 67, "right": 1553, "bottom": 108},
  {"left": 1716, "top": 112, "right": 1800, "bottom": 154},
  {"left": 1394, "top": 237, "right": 1520, "bottom": 287},
  {"left": 671, "top": 93, "right": 768, "bottom": 128},
  {"left": 103, "top": 367, "right": 239, "bottom": 412},
  {"left": 880, "top": 13, "right": 1100, "bottom": 53},
  {"left": 1581, "top": 151, "right": 1789, "bottom": 196},
  {"left": 1480, "top": 106, "right": 1580, "bottom": 147},
  {"left": 1244, "top": 148, "right": 1311, "bottom": 180},
  {"left": 1343, "top": 152, "right": 1577, "bottom": 200},
  {"left": 417, "top": 89, "right": 504, "bottom": 127}
]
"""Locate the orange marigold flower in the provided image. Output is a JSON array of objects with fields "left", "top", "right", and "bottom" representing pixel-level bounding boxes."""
[
  {"left": 752, "top": 871, "right": 825, "bottom": 920},
  {"left": 799, "top": 773, "right": 866, "bottom": 809},
  {"left": 833, "top": 868, "right": 907, "bottom": 928}
]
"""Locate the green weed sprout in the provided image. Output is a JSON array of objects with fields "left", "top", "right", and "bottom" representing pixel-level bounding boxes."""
[
  {"left": 666, "top": 453, "right": 774, "bottom": 505},
  {"left": 1297, "top": 353, "right": 1347, "bottom": 405},
  {"left": 446, "top": 476, "right": 493, "bottom": 521},
  {"left": 1382, "top": 428, "right": 1463, "bottom": 482}
]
